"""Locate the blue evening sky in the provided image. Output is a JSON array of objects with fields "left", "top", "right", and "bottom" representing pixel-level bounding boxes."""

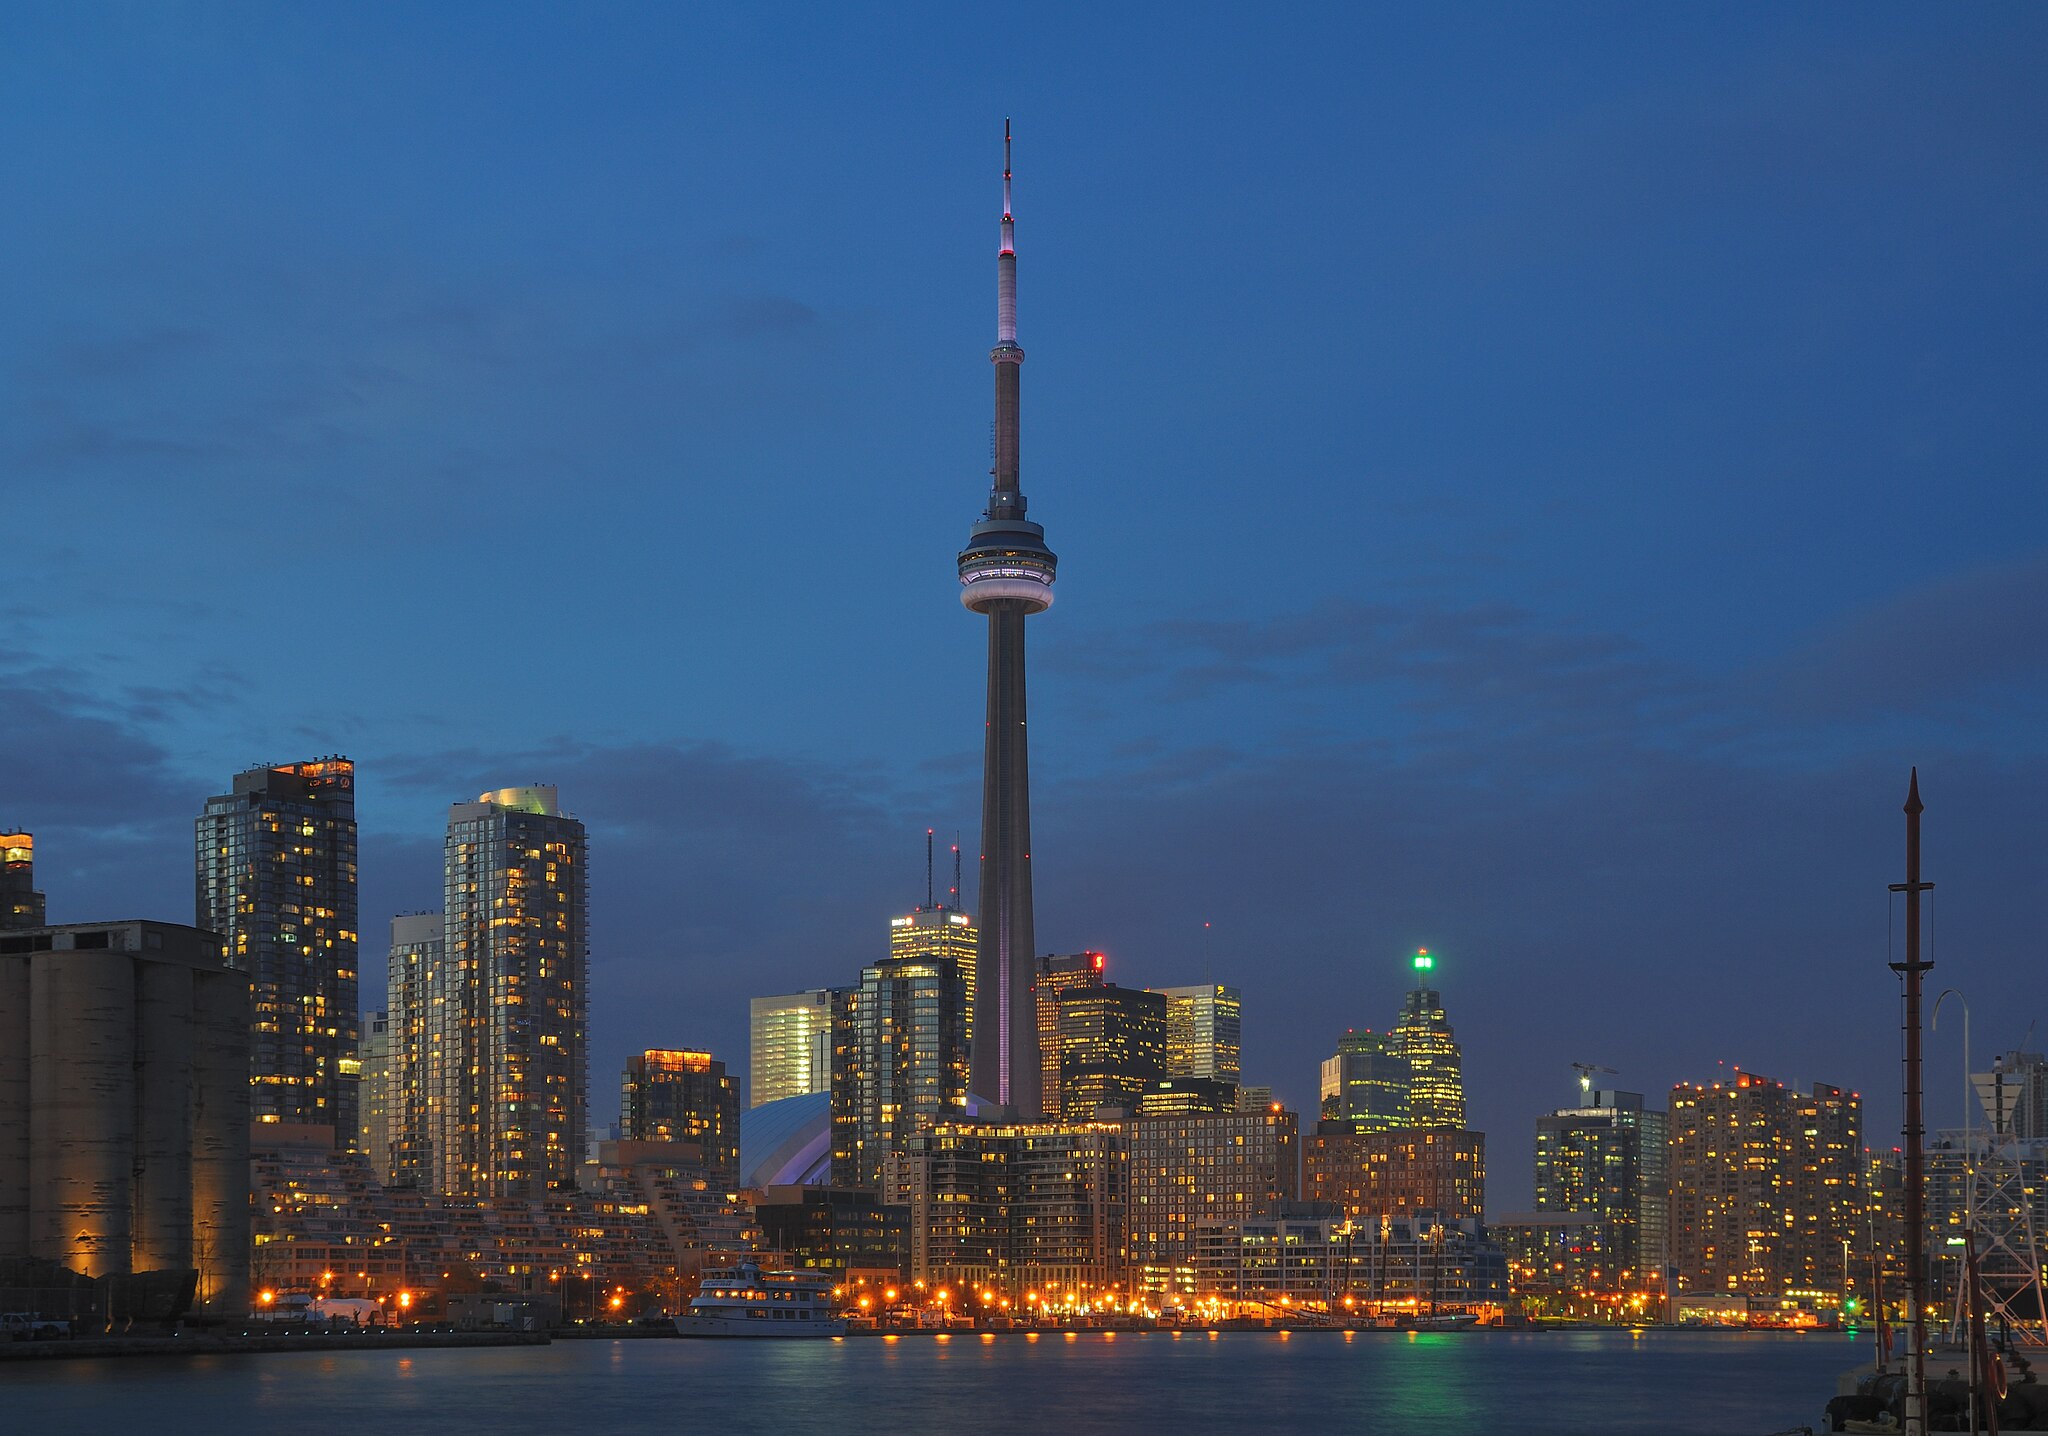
[{"left": 4, "top": 4, "right": 2044, "bottom": 1207}]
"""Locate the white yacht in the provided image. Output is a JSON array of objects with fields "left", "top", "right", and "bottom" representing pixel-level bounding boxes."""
[{"left": 674, "top": 1263, "right": 847, "bottom": 1338}]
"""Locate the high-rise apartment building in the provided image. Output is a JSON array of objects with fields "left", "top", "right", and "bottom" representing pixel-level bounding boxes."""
[
  {"left": 1320, "top": 1029, "right": 1412, "bottom": 1131},
  {"left": 1128, "top": 1107, "right": 1299, "bottom": 1293},
  {"left": 1390, "top": 950, "right": 1463, "bottom": 1129},
  {"left": 1533, "top": 1088, "right": 1669, "bottom": 1288},
  {"left": 750, "top": 989, "right": 834, "bottom": 1108},
  {"left": 0, "top": 920, "right": 250, "bottom": 1311},
  {"left": 906, "top": 1120, "right": 1127, "bottom": 1295},
  {"left": 1156, "top": 984, "right": 1242, "bottom": 1084},
  {"left": 620, "top": 1049, "right": 740, "bottom": 1183},
  {"left": 1, "top": 833, "right": 45, "bottom": 930},
  {"left": 890, "top": 903, "right": 977, "bottom": 1045},
  {"left": 356, "top": 1010, "right": 392, "bottom": 1182},
  {"left": 195, "top": 758, "right": 359, "bottom": 1135},
  {"left": 831, "top": 953, "right": 970, "bottom": 1188},
  {"left": 384, "top": 912, "right": 441, "bottom": 1190},
  {"left": 1668, "top": 1071, "right": 1865, "bottom": 1301},
  {"left": 1057, "top": 983, "right": 1166, "bottom": 1121},
  {"left": 1304, "top": 1127, "right": 1486, "bottom": 1222},
  {"left": 436, "top": 787, "right": 588, "bottom": 1197},
  {"left": 1037, "top": 951, "right": 1104, "bottom": 1119}
]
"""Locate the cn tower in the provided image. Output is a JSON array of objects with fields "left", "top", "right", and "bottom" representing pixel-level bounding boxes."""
[{"left": 960, "top": 121, "right": 1056, "bottom": 1117}]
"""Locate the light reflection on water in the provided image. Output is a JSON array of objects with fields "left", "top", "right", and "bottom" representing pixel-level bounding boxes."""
[{"left": 4, "top": 1329, "right": 1862, "bottom": 1436}]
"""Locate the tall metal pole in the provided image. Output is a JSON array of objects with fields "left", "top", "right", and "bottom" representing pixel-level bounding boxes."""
[{"left": 1891, "top": 769, "right": 1934, "bottom": 1436}]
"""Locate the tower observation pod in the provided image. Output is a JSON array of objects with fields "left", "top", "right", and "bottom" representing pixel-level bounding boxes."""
[{"left": 961, "top": 120, "right": 1056, "bottom": 1117}]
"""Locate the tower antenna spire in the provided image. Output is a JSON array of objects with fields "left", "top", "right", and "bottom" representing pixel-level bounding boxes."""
[
  {"left": 951, "top": 837, "right": 962, "bottom": 910},
  {"left": 926, "top": 828, "right": 935, "bottom": 910}
]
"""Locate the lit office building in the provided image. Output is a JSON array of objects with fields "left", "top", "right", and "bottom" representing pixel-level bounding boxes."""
[
  {"left": 1137, "top": 1077, "right": 1239, "bottom": 1116},
  {"left": 1036, "top": 951, "right": 1105, "bottom": 1119},
  {"left": 1128, "top": 1107, "right": 1299, "bottom": 1294},
  {"left": 749, "top": 989, "right": 833, "bottom": 1108},
  {"left": 831, "top": 953, "right": 970, "bottom": 1188},
  {"left": 1156, "top": 984, "right": 1242, "bottom": 1084},
  {"left": 1534, "top": 1088, "right": 1669, "bottom": 1287},
  {"left": 1304, "top": 1127, "right": 1486, "bottom": 1222},
  {"left": 0, "top": 920, "right": 250, "bottom": 1312},
  {"left": 1, "top": 833, "right": 45, "bottom": 930},
  {"left": 620, "top": 1049, "right": 740, "bottom": 1183},
  {"left": 356, "top": 1010, "right": 392, "bottom": 1181},
  {"left": 384, "top": 913, "right": 442, "bottom": 1191},
  {"left": 890, "top": 903, "right": 978, "bottom": 1045},
  {"left": 1667, "top": 1071, "right": 1865, "bottom": 1302},
  {"left": 437, "top": 787, "right": 589, "bottom": 1197},
  {"left": 195, "top": 758, "right": 360, "bottom": 1135},
  {"left": 905, "top": 1120, "right": 1128, "bottom": 1297},
  {"left": 1390, "top": 949, "right": 1463, "bottom": 1129},
  {"left": 1320, "top": 1029, "right": 1412, "bottom": 1131},
  {"left": 1057, "top": 983, "right": 1166, "bottom": 1121}
]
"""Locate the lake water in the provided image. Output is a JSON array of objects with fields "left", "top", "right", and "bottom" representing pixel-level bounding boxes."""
[{"left": 3, "top": 1328, "right": 1870, "bottom": 1435}]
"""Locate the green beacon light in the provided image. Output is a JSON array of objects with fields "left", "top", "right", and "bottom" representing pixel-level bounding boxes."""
[{"left": 1413, "top": 948, "right": 1434, "bottom": 972}]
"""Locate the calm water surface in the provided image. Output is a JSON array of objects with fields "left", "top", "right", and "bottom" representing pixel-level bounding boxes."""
[{"left": 4, "top": 1329, "right": 1867, "bottom": 1435}]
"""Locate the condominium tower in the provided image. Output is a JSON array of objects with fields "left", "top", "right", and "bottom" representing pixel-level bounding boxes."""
[
  {"left": 195, "top": 758, "right": 359, "bottom": 1134},
  {"left": 831, "top": 952, "right": 970, "bottom": 1187},
  {"left": 620, "top": 1049, "right": 740, "bottom": 1183},
  {"left": 436, "top": 786, "right": 588, "bottom": 1197},
  {"left": 1534, "top": 1087, "right": 1670, "bottom": 1287}
]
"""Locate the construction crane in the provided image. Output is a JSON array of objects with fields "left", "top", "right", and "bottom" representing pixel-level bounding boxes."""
[{"left": 1571, "top": 1062, "right": 1618, "bottom": 1105}]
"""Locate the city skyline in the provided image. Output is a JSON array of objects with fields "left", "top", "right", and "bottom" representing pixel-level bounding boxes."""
[{"left": 4, "top": 7, "right": 2046, "bottom": 1212}]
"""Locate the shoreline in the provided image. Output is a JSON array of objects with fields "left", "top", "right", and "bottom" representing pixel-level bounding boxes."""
[
  {"left": 0, "top": 1330, "right": 549, "bottom": 1363},
  {"left": 0, "top": 1322, "right": 1858, "bottom": 1362}
]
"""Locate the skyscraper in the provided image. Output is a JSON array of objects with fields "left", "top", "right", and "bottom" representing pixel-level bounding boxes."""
[
  {"left": 1036, "top": 951, "right": 1104, "bottom": 1119},
  {"left": 437, "top": 786, "right": 588, "bottom": 1197},
  {"left": 831, "top": 953, "right": 971, "bottom": 1188},
  {"left": 1319, "top": 1029, "right": 1413, "bottom": 1131},
  {"left": 620, "top": 1049, "right": 740, "bottom": 1183},
  {"left": 195, "top": 758, "right": 359, "bottom": 1135},
  {"left": 1391, "top": 949, "right": 1464, "bottom": 1129},
  {"left": 750, "top": 990, "right": 834, "bottom": 1107},
  {"left": 1534, "top": 1088, "right": 1669, "bottom": 1288},
  {"left": 1056, "top": 983, "right": 1166, "bottom": 1121},
  {"left": 889, "top": 903, "right": 978, "bottom": 1046},
  {"left": 961, "top": 123, "right": 1058, "bottom": 1118},
  {"left": 384, "top": 911, "right": 442, "bottom": 1190},
  {"left": 1, "top": 833, "right": 45, "bottom": 930},
  {"left": 1156, "top": 984, "right": 1243, "bottom": 1084}
]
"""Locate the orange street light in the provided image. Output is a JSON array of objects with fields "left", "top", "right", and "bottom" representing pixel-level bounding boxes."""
[{"left": 259, "top": 1289, "right": 276, "bottom": 1306}]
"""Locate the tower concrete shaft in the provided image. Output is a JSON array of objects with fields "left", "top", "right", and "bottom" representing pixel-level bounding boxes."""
[{"left": 960, "top": 121, "right": 1056, "bottom": 1116}]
